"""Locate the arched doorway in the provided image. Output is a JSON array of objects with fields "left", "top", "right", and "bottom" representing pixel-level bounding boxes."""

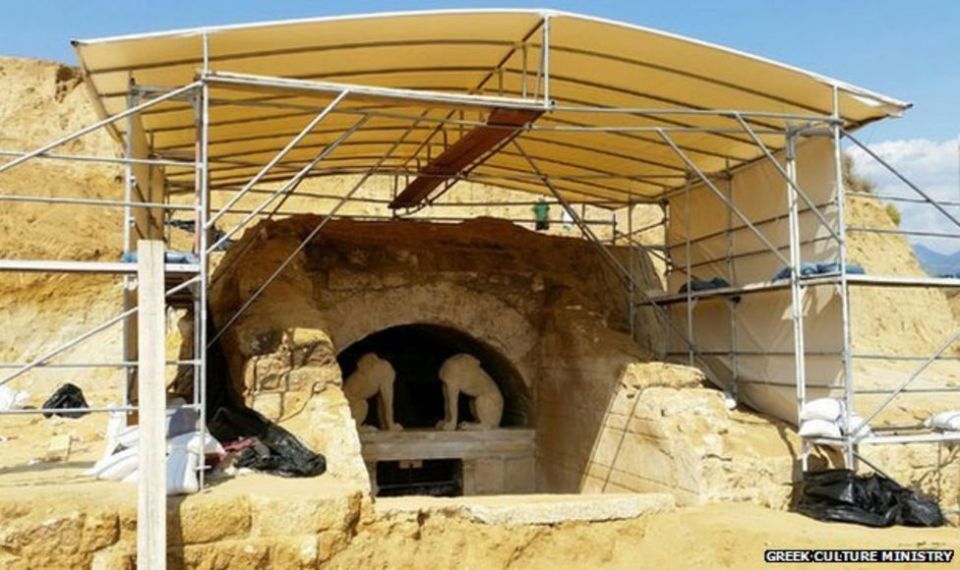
[
  {"left": 338, "top": 323, "right": 535, "bottom": 497},
  {"left": 337, "top": 323, "right": 529, "bottom": 429}
]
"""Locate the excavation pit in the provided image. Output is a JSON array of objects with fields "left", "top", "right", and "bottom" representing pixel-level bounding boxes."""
[{"left": 210, "top": 216, "right": 663, "bottom": 496}]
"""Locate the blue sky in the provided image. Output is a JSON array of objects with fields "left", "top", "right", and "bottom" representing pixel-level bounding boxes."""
[{"left": 2, "top": 1, "right": 958, "bottom": 249}]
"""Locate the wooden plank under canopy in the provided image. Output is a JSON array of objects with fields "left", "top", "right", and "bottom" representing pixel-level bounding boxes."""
[{"left": 390, "top": 108, "right": 543, "bottom": 209}]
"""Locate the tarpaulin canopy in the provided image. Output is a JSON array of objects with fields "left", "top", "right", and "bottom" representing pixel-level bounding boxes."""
[{"left": 72, "top": 9, "right": 909, "bottom": 206}]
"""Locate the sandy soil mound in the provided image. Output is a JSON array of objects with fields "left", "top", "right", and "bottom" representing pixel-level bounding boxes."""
[
  {"left": 0, "top": 57, "right": 122, "bottom": 268},
  {"left": 844, "top": 195, "right": 960, "bottom": 426},
  {"left": 0, "top": 58, "right": 127, "bottom": 401}
]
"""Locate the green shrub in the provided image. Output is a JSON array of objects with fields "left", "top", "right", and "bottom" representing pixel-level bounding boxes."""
[
  {"left": 842, "top": 154, "right": 876, "bottom": 194},
  {"left": 885, "top": 203, "right": 901, "bottom": 226}
]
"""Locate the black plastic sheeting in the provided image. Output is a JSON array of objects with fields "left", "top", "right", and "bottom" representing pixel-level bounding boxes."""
[
  {"left": 795, "top": 469, "right": 944, "bottom": 527},
  {"left": 208, "top": 406, "right": 326, "bottom": 477},
  {"left": 42, "top": 383, "right": 90, "bottom": 419},
  {"left": 203, "top": 311, "right": 326, "bottom": 478}
]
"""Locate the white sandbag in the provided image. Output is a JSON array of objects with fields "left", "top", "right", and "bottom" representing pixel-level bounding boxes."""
[
  {"left": 798, "top": 418, "right": 842, "bottom": 439},
  {"left": 116, "top": 425, "right": 140, "bottom": 449},
  {"left": 722, "top": 391, "right": 737, "bottom": 411},
  {"left": 107, "top": 449, "right": 200, "bottom": 495},
  {"left": 928, "top": 411, "right": 960, "bottom": 432},
  {"left": 88, "top": 446, "right": 138, "bottom": 481},
  {"left": 167, "top": 447, "right": 199, "bottom": 495},
  {"left": 0, "top": 385, "right": 29, "bottom": 411},
  {"left": 98, "top": 410, "right": 126, "bottom": 462},
  {"left": 167, "top": 430, "right": 223, "bottom": 456},
  {"left": 116, "top": 449, "right": 200, "bottom": 495},
  {"left": 841, "top": 413, "right": 872, "bottom": 437},
  {"left": 799, "top": 398, "right": 843, "bottom": 422},
  {"left": 114, "top": 402, "right": 198, "bottom": 449}
]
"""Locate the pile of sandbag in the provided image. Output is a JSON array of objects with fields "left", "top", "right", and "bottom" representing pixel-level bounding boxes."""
[
  {"left": 926, "top": 411, "right": 960, "bottom": 432},
  {"left": 88, "top": 400, "right": 223, "bottom": 495},
  {"left": 798, "top": 398, "right": 871, "bottom": 439}
]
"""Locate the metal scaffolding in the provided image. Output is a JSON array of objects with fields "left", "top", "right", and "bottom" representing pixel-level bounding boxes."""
[
  {"left": 0, "top": 14, "right": 957, "bottom": 515},
  {"left": 0, "top": 47, "right": 621, "bottom": 479}
]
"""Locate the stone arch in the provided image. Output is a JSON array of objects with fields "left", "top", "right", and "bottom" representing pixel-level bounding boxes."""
[{"left": 322, "top": 281, "right": 539, "bottom": 389}]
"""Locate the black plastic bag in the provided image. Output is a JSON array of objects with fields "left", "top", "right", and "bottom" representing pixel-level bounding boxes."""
[
  {"left": 200, "top": 308, "right": 326, "bottom": 478},
  {"left": 678, "top": 277, "right": 730, "bottom": 293},
  {"left": 795, "top": 469, "right": 943, "bottom": 527},
  {"left": 209, "top": 406, "right": 326, "bottom": 477},
  {"left": 678, "top": 277, "right": 740, "bottom": 303},
  {"left": 42, "top": 383, "right": 90, "bottom": 419}
]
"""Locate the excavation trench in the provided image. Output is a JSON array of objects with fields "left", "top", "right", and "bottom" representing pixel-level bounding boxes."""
[{"left": 208, "top": 216, "right": 670, "bottom": 498}]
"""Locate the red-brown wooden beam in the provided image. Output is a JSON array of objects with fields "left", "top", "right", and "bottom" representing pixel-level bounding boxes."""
[{"left": 389, "top": 108, "right": 543, "bottom": 209}]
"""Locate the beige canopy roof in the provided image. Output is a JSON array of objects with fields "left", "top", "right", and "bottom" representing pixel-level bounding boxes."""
[{"left": 73, "top": 9, "right": 909, "bottom": 206}]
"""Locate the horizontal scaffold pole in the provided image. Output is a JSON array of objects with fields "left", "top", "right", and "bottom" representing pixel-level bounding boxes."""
[
  {"left": 209, "top": 112, "right": 431, "bottom": 346},
  {"left": 512, "top": 140, "right": 724, "bottom": 383},
  {"left": 843, "top": 130, "right": 960, "bottom": 232},
  {"left": 0, "top": 193, "right": 196, "bottom": 211},
  {"left": 0, "top": 81, "right": 201, "bottom": 174},
  {"left": 549, "top": 105, "right": 843, "bottom": 124},
  {"left": 733, "top": 114, "right": 841, "bottom": 244},
  {"left": 207, "top": 89, "right": 350, "bottom": 228},
  {"left": 208, "top": 115, "right": 370, "bottom": 252},
  {"left": 0, "top": 276, "right": 199, "bottom": 388},
  {"left": 202, "top": 71, "right": 547, "bottom": 112},
  {"left": 656, "top": 128, "right": 791, "bottom": 269},
  {"left": 0, "top": 149, "right": 193, "bottom": 169}
]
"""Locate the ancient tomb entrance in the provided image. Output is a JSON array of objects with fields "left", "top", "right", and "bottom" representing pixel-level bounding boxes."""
[{"left": 337, "top": 324, "right": 534, "bottom": 496}]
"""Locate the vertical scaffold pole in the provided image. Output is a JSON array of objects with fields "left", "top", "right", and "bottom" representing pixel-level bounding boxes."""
[
  {"left": 190, "top": 90, "right": 202, "bottom": 445},
  {"left": 122, "top": 82, "right": 137, "bottom": 423},
  {"left": 197, "top": 33, "right": 211, "bottom": 491},
  {"left": 610, "top": 209, "right": 617, "bottom": 245},
  {"left": 832, "top": 87, "right": 856, "bottom": 469},
  {"left": 136, "top": 239, "right": 166, "bottom": 570},
  {"left": 521, "top": 42, "right": 528, "bottom": 98},
  {"left": 541, "top": 14, "right": 551, "bottom": 107},
  {"left": 786, "top": 129, "right": 809, "bottom": 470},
  {"left": 684, "top": 175, "right": 694, "bottom": 366},
  {"left": 628, "top": 201, "right": 637, "bottom": 342},
  {"left": 726, "top": 169, "right": 739, "bottom": 401},
  {"left": 122, "top": 81, "right": 135, "bottom": 253},
  {"left": 627, "top": 199, "right": 636, "bottom": 343},
  {"left": 661, "top": 199, "right": 671, "bottom": 359}
]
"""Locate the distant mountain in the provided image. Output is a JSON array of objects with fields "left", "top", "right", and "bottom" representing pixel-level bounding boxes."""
[{"left": 913, "top": 244, "right": 960, "bottom": 277}]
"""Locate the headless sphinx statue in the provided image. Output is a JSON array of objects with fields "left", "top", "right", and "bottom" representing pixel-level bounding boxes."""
[
  {"left": 436, "top": 353, "right": 503, "bottom": 430},
  {"left": 344, "top": 353, "right": 402, "bottom": 431}
]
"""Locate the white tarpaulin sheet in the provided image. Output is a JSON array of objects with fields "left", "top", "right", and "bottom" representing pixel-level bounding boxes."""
[
  {"left": 72, "top": 10, "right": 908, "bottom": 205},
  {"left": 666, "top": 138, "right": 843, "bottom": 423}
]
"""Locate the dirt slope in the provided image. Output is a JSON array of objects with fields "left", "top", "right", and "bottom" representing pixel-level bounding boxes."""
[
  {"left": 0, "top": 57, "right": 126, "bottom": 400},
  {"left": 845, "top": 195, "right": 960, "bottom": 428}
]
